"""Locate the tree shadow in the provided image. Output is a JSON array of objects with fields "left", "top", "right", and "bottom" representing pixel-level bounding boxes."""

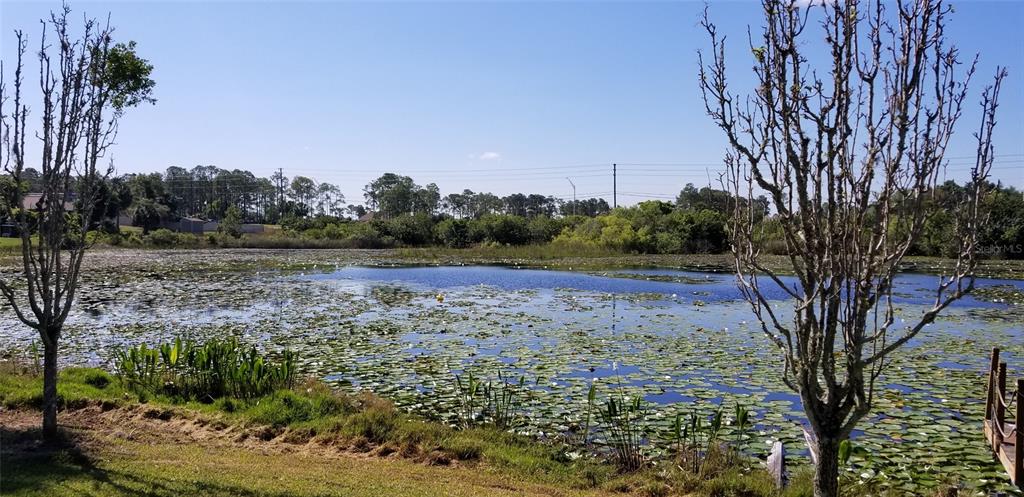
[
  {"left": 0, "top": 424, "right": 109, "bottom": 495},
  {"left": 1, "top": 424, "right": 353, "bottom": 497}
]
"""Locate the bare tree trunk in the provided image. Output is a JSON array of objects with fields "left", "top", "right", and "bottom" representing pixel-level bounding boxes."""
[
  {"left": 813, "top": 437, "right": 841, "bottom": 497},
  {"left": 1, "top": 7, "right": 154, "bottom": 440},
  {"left": 41, "top": 339, "right": 59, "bottom": 440},
  {"left": 698, "top": 1, "right": 1007, "bottom": 493}
]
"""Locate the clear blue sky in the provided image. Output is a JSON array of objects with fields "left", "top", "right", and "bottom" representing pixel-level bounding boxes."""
[{"left": 2, "top": 1, "right": 1022, "bottom": 206}]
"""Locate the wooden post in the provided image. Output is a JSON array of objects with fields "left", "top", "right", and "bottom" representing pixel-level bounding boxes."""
[
  {"left": 995, "top": 363, "right": 1007, "bottom": 451},
  {"left": 767, "top": 441, "right": 786, "bottom": 488},
  {"left": 987, "top": 348, "right": 1001, "bottom": 422},
  {"left": 1015, "top": 378, "right": 1022, "bottom": 487}
]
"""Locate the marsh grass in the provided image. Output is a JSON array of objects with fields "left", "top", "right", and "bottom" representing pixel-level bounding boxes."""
[
  {"left": 597, "top": 363, "right": 649, "bottom": 472},
  {"left": 579, "top": 382, "right": 597, "bottom": 445},
  {"left": 679, "top": 408, "right": 724, "bottom": 475}
]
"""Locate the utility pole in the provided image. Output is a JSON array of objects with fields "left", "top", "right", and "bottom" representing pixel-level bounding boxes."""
[
  {"left": 613, "top": 163, "right": 617, "bottom": 209},
  {"left": 277, "top": 167, "right": 284, "bottom": 209},
  {"left": 566, "top": 177, "right": 576, "bottom": 216}
]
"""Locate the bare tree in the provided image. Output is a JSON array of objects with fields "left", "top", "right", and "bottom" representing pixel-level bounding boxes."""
[
  {"left": 698, "top": 1, "right": 1006, "bottom": 495},
  {"left": 0, "top": 6, "right": 154, "bottom": 440}
]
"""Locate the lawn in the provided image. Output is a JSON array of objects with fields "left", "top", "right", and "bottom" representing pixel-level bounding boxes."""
[
  {"left": 2, "top": 425, "right": 616, "bottom": 497},
  {"left": 0, "top": 365, "right": 813, "bottom": 497}
]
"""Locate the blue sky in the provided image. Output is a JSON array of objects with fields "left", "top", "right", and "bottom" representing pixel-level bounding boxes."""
[{"left": 2, "top": 1, "right": 1022, "bottom": 206}]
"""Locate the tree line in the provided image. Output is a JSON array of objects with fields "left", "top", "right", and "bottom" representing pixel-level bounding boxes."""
[
  {"left": 71, "top": 168, "right": 612, "bottom": 233},
  {"left": 5, "top": 164, "right": 1021, "bottom": 259}
]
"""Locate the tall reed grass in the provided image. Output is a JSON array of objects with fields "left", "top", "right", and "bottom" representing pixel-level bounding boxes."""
[{"left": 454, "top": 370, "right": 526, "bottom": 429}]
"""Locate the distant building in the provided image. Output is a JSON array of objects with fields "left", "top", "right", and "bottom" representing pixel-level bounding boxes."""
[
  {"left": 358, "top": 211, "right": 376, "bottom": 222},
  {"left": 21, "top": 193, "right": 76, "bottom": 212},
  {"left": 1, "top": 193, "right": 76, "bottom": 237},
  {"left": 178, "top": 217, "right": 206, "bottom": 234}
]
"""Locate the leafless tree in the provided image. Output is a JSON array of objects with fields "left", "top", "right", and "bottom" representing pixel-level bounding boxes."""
[
  {"left": 698, "top": 1, "right": 1006, "bottom": 495},
  {"left": 0, "top": 6, "right": 154, "bottom": 440}
]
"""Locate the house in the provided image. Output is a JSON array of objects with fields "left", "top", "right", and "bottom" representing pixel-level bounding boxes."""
[
  {"left": 20, "top": 193, "right": 76, "bottom": 211},
  {"left": 358, "top": 211, "right": 376, "bottom": 222},
  {"left": 0, "top": 193, "right": 76, "bottom": 237}
]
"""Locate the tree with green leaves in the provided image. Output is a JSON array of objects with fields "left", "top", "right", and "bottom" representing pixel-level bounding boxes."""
[
  {"left": 0, "top": 6, "right": 155, "bottom": 440},
  {"left": 219, "top": 205, "right": 243, "bottom": 238}
]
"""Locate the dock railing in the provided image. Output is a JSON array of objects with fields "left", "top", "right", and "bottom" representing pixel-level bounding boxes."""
[{"left": 984, "top": 347, "right": 1022, "bottom": 488}]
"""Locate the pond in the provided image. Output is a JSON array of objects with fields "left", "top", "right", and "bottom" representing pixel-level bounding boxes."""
[{"left": 1, "top": 257, "right": 1022, "bottom": 493}]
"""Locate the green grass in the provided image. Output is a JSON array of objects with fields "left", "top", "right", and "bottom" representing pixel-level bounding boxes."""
[
  {"left": 1, "top": 435, "right": 619, "bottom": 497},
  {"left": 0, "top": 366, "right": 128, "bottom": 410},
  {"left": 0, "top": 366, "right": 917, "bottom": 497},
  {"left": 0, "top": 235, "right": 40, "bottom": 253}
]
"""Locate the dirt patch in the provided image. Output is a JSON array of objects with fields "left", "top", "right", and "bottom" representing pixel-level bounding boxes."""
[{"left": 0, "top": 405, "right": 450, "bottom": 466}]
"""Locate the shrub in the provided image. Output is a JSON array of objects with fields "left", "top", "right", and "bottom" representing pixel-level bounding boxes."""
[
  {"left": 476, "top": 214, "right": 531, "bottom": 245},
  {"left": 527, "top": 216, "right": 565, "bottom": 243},
  {"left": 378, "top": 214, "right": 434, "bottom": 246},
  {"left": 434, "top": 218, "right": 471, "bottom": 248},
  {"left": 145, "top": 228, "right": 178, "bottom": 247},
  {"left": 345, "top": 223, "right": 394, "bottom": 248}
]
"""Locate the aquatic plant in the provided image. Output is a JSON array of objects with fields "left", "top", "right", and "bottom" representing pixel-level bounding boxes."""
[
  {"left": 454, "top": 371, "right": 484, "bottom": 428},
  {"left": 599, "top": 393, "right": 646, "bottom": 471},
  {"left": 484, "top": 371, "right": 525, "bottom": 429},
  {"left": 675, "top": 407, "right": 725, "bottom": 476},
  {"left": 454, "top": 370, "right": 526, "bottom": 430},
  {"left": 114, "top": 337, "right": 297, "bottom": 401},
  {"left": 732, "top": 403, "right": 750, "bottom": 453},
  {"left": 579, "top": 382, "right": 597, "bottom": 445}
]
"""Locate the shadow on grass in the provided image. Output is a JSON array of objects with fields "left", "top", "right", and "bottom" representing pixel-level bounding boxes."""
[
  {"left": 0, "top": 424, "right": 106, "bottom": 495},
  {"left": 0, "top": 424, "right": 343, "bottom": 497}
]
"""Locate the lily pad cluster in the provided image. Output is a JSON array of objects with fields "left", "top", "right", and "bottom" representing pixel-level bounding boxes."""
[{"left": 0, "top": 249, "right": 1021, "bottom": 494}]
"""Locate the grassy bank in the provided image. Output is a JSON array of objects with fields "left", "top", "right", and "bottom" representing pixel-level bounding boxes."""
[{"left": 1, "top": 363, "right": 820, "bottom": 497}]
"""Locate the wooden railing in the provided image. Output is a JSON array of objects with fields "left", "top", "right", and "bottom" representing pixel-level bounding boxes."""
[{"left": 984, "top": 347, "right": 1022, "bottom": 488}]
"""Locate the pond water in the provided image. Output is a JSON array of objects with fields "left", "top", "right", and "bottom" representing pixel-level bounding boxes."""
[{"left": 1, "top": 262, "right": 1022, "bottom": 492}]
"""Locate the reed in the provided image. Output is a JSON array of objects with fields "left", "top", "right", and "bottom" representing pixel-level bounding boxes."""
[
  {"left": 454, "top": 369, "right": 526, "bottom": 429},
  {"left": 598, "top": 393, "right": 646, "bottom": 471}
]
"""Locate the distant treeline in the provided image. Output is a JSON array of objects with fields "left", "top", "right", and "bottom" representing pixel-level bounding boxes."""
[{"left": 4, "top": 166, "right": 1021, "bottom": 258}]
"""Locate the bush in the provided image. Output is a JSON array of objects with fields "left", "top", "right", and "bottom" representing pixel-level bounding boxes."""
[
  {"left": 378, "top": 214, "right": 434, "bottom": 246},
  {"left": 434, "top": 218, "right": 471, "bottom": 248},
  {"left": 344, "top": 223, "right": 394, "bottom": 249},
  {"left": 527, "top": 216, "right": 565, "bottom": 244},
  {"left": 474, "top": 215, "right": 531, "bottom": 245},
  {"left": 145, "top": 228, "right": 178, "bottom": 247}
]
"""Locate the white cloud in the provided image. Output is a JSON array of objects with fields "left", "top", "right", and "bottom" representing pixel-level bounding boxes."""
[{"left": 475, "top": 151, "right": 501, "bottom": 161}]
